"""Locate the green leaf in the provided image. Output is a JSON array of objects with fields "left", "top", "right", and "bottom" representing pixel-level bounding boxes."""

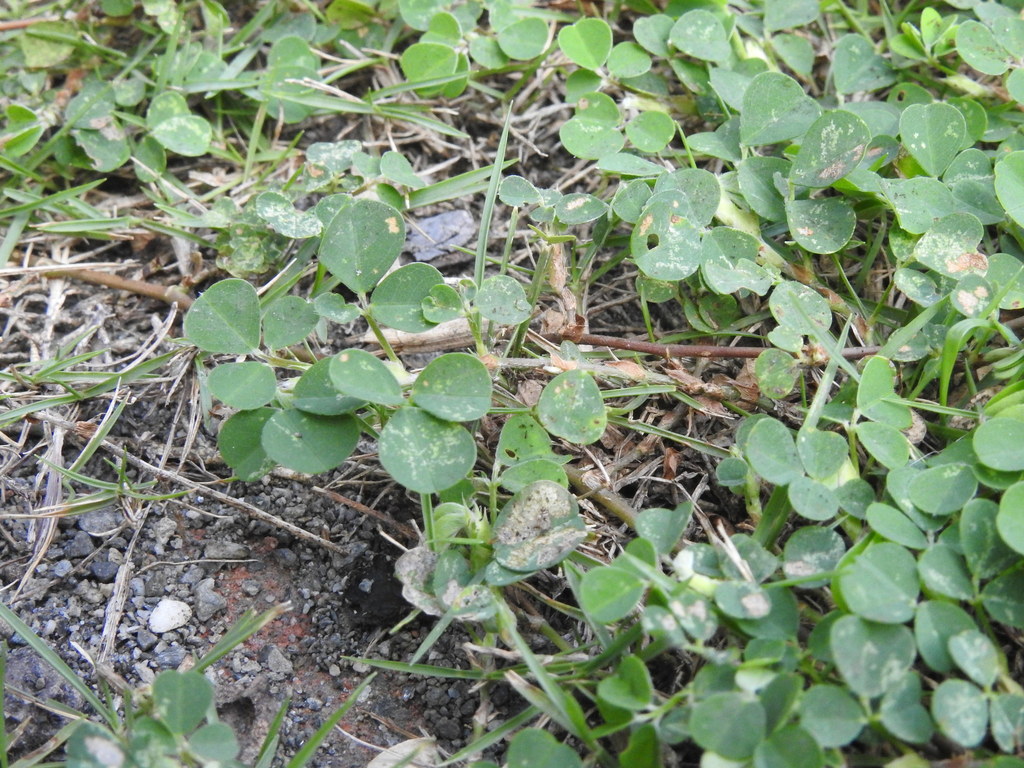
[
  {"left": 153, "top": 670, "right": 212, "bottom": 734},
  {"left": 932, "top": 679, "right": 988, "bottom": 747},
  {"left": 983, "top": 569, "right": 1024, "bottom": 629},
  {"left": 745, "top": 417, "right": 801, "bottom": 485},
  {"left": 476, "top": 274, "right": 531, "bottom": 325},
  {"left": 834, "top": 542, "right": 919, "bottom": 623},
  {"left": 787, "top": 198, "right": 856, "bottom": 254},
  {"left": 857, "top": 421, "right": 910, "bottom": 470},
  {"left": 380, "top": 151, "right": 425, "bottom": 189},
  {"left": 329, "top": 348, "right": 404, "bottom": 406},
  {"left": 293, "top": 358, "right": 364, "bottom": 415},
  {"left": 371, "top": 262, "right": 443, "bottom": 333},
  {"left": 597, "top": 655, "right": 653, "bottom": 712},
  {"left": 787, "top": 476, "right": 838, "bottom": 522},
  {"left": 790, "top": 110, "right": 870, "bottom": 188},
  {"left": 493, "top": 480, "right": 587, "bottom": 572},
  {"left": 690, "top": 692, "right": 766, "bottom": 760},
  {"left": 915, "top": 600, "right": 977, "bottom": 674},
  {"left": 67, "top": 723, "right": 128, "bottom": 768},
  {"left": 754, "top": 725, "right": 823, "bottom": 768},
  {"left": 184, "top": 278, "right": 261, "bottom": 354},
  {"left": 189, "top": 722, "right": 240, "bottom": 761},
  {"left": 537, "top": 369, "right": 607, "bottom": 445},
  {"left": 379, "top": 406, "right": 477, "bottom": 493},
  {"left": 962, "top": 498, "right": 1020, "bottom": 579},
  {"left": 866, "top": 503, "right": 927, "bottom": 549},
  {"left": 411, "top": 352, "right": 492, "bottom": 422},
  {"left": 422, "top": 284, "right": 462, "bottom": 323},
  {"left": 798, "top": 685, "right": 864, "bottom": 748},
  {"left": 559, "top": 117, "right": 624, "bottom": 160},
  {"left": 581, "top": 565, "right": 646, "bottom": 623},
  {"left": 833, "top": 34, "right": 896, "bottom": 94},
  {"left": 218, "top": 408, "right": 277, "bottom": 481},
  {"left": 830, "top": 615, "right": 916, "bottom": 697},
  {"left": 557, "top": 18, "right": 612, "bottom": 70},
  {"left": 998, "top": 481, "right": 1024, "bottom": 555},
  {"left": 498, "top": 17, "right": 549, "bottom": 60},
  {"left": 883, "top": 177, "right": 958, "bottom": 234},
  {"left": 669, "top": 10, "right": 730, "bottom": 63},
  {"left": 208, "top": 362, "right": 276, "bottom": 410},
  {"left": 312, "top": 293, "right": 360, "bottom": 324},
  {"left": 908, "top": 463, "right": 977, "bottom": 516},
  {"left": 262, "top": 410, "right": 358, "bottom": 474},
  {"left": 996, "top": 151, "right": 1024, "bottom": 230},
  {"left": 783, "top": 526, "right": 845, "bottom": 588},
  {"left": 507, "top": 729, "right": 582, "bottom": 768},
  {"left": 949, "top": 629, "right": 999, "bottom": 689},
  {"left": 738, "top": 156, "right": 790, "bottom": 221},
  {"left": 254, "top": 192, "right": 322, "bottom": 238},
  {"left": 857, "top": 356, "right": 912, "bottom": 429},
  {"left": 740, "top": 72, "right": 822, "bottom": 146},
  {"left": 263, "top": 295, "right": 318, "bottom": 349},
  {"left": 991, "top": 694, "right": 1024, "bottom": 752},
  {"left": 879, "top": 672, "right": 934, "bottom": 744},
  {"left": 899, "top": 103, "right": 966, "bottom": 177},
  {"left": 636, "top": 504, "right": 692, "bottom": 554},
  {"left": 631, "top": 191, "right": 703, "bottom": 280},
  {"left": 957, "top": 20, "right": 1011, "bottom": 75},
  {"left": 918, "top": 543, "right": 974, "bottom": 600},
  {"left": 764, "top": 0, "right": 818, "bottom": 32},
  {"left": 772, "top": 33, "right": 814, "bottom": 76},
  {"left": 625, "top": 111, "right": 675, "bottom": 153},
  {"left": 319, "top": 199, "right": 405, "bottom": 293},
  {"left": 607, "top": 42, "right": 652, "bottom": 79},
  {"left": 976, "top": 420, "right": 1024, "bottom": 472},
  {"left": 554, "top": 193, "right": 609, "bottom": 224},
  {"left": 399, "top": 42, "right": 458, "bottom": 93}
]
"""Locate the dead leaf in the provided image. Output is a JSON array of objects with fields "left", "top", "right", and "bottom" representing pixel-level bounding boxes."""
[{"left": 365, "top": 737, "right": 439, "bottom": 768}]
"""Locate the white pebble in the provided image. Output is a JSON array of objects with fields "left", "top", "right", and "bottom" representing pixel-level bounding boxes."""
[{"left": 149, "top": 599, "right": 192, "bottom": 633}]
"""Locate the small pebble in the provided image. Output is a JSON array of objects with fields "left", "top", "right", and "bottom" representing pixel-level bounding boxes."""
[
  {"left": 90, "top": 560, "right": 120, "bottom": 584},
  {"left": 149, "top": 599, "right": 192, "bottom": 633},
  {"left": 262, "top": 645, "right": 294, "bottom": 675},
  {"left": 204, "top": 541, "right": 250, "bottom": 560},
  {"left": 65, "top": 531, "right": 95, "bottom": 559},
  {"left": 78, "top": 508, "right": 121, "bottom": 536},
  {"left": 136, "top": 630, "right": 158, "bottom": 651},
  {"left": 194, "top": 578, "right": 227, "bottom": 621},
  {"left": 52, "top": 560, "right": 73, "bottom": 578},
  {"left": 154, "top": 646, "right": 187, "bottom": 669}
]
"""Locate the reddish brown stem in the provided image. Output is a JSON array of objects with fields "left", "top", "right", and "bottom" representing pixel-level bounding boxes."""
[
  {"left": 0, "top": 17, "right": 59, "bottom": 32},
  {"left": 41, "top": 267, "right": 193, "bottom": 308},
  {"left": 559, "top": 331, "right": 881, "bottom": 361}
]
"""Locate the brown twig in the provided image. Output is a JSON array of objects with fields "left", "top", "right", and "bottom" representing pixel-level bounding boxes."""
[
  {"left": 557, "top": 330, "right": 882, "bottom": 361},
  {"left": 0, "top": 17, "right": 59, "bottom": 32},
  {"left": 38, "top": 265, "right": 194, "bottom": 308}
]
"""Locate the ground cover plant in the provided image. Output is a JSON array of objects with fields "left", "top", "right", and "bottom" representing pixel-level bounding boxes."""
[{"left": 3, "top": 0, "right": 1024, "bottom": 765}]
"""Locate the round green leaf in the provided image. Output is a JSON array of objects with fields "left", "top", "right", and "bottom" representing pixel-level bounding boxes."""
[
  {"left": 991, "top": 694, "right": 1024, "bottom": 753},
  {"left": 834, "top": 542, "right": 919, "bottom": 623},
  {"left": 625, "top": 111, "right": 675, "bottom": 153},
  {"left": 379, "top": 406, "right": 476, "bottom": 493},
  {"left": 913, "top": 211, "right": 985, "bottom": 278},
  {"left": 787, "top": 197, "right": 856, "bottom": 254},
  {"left": 207, "top": 362, "right": 276, "bottom": 410},
  {"left": 690, "top": 692, "right": 766, "bottom": 760},
  {"left": 915, "top": 600, "right": 977, "bottom": 674},
  {"left": 263, "top": 295, "right": 317, "bottom": 349},
  {"left": 537, "top": 369, "right": 607, "bottom": 445},
  {"left": 830, "top": 615, "right": 916, "bottom": 697},
  {"left": 879, "top": 672, "right": 934, "bottom": 744},
  {"left": 370, "top": 262, "right": 443, "bottom": 333},
  {"left": 783, "top": 526, "right": 845, "bottom": 588},
  {"left": 754, "top": 725, "right": 823, "bottom": 768},
  {"left": 908, "top": 463, "right": 977, "bottom": 516},
  {"left": 507, "top": 729, "right": 582, "bottom": 768},
  {"left": 607, "top": 42, "right": 651, "bottom": 78},
  {"left": 857, "top": 421, "right": 910, "bottom": 470},
  {"left": 883, "top": 176, "right": 959, "bottom": 234},
  {"left": 789, "top": 476, "right": 840, "bottom": 521},
  {"left": 411, "top": 352, "right": 492, "bottom": 422},
  {"left": 493, "top": 480, "right": 587, "bottom": 572},
  {"left": 957, "top": 20, "right": 1011, "bottom": 76},
  {"left": 598, "top": 655, "right": 653, "bottom": 712},
  {"left": 949, "top": 629, "right": 999, "bottom": 689},
  {"left": 254, "top": 191, "right": 322, "bottom": 238},
  {"left": 866, "top": 503, "right": 927, "bottom": 549},
  {"left": 476, "top": 274, "right": 531, "bottom": 325},
  {"left": 312, "top": 293, "right": 360, "bottom": 324},
  {"left": 218, "top": 408, "right": 276, "bottom": 481},
  {"left": 932, "top": 679, "right": 988, "bottom": 747},
  {"left": 738, "top": 156, "right": 790, "bottom": 221},
  {"left": 261, "top": 410, "right": 358, "bottom": 475},
  {"left": 554, "top": 193, "right": 608, "bottom": 224},
  {"left": 184, "top": 278, "right": 261, "bottom": 354},
  {"left": 399, "top": 42, "right": 458, "bottom": 90},
  {"left": 559, "top": 117, "right": 624, "bottom": 160},
  {"left": 745, "top": 417, "right": 801, "bottom": 485},
  {"left": 328, "top": 348, "right": 404, "bottom": 406},
  {"left": 799, "top": 685, "right": 864, "bottom": 748},
  {"left": 319, "top": 199, "right": 405, "bottom": 293},
  {"left": 580, "top": 565, "right": 646, "bottom": 623},
  {"left": 716, "top": 581, "right": 772, "bottom": 620},
  {"left": 557, "top": 18, "right": 612, "bottom": 70},
  {"left": 772, "top": 33, "right": 815, "bottom": 76},
  {"left": 379, "top": 151, "right": 424, "bottom": 189},
  {"left": 983, "top": 569, "right": 1024, "bottom": 629},
  {"left": 790, "top": 110, "right": 869, "bottom": 188},
  {"left": 633, "top": 14, "right": 673, "bottom": 56},
  {"left": 630, "top": 191, "right": 703, "bottom": 280},
  {"left": 497, "top": 17, "right": 548, "bottom": 60},
  {"left": 499, "top": 175, "right": 542, "bottom": 207},
  {"left": 653, "top": 168, "right": 720, "bottom": 227},
  {"left": 153, "top": 671, "right": 212, "bottom": 734},
  {"left": 997, "top": 481, "right": 1024, "bottom": 555},
  {"left": 962, "top": 498, "right": 1020, "bottom": 579},
  {"left": 189, "top": 723, "right": 239, "bottom": 762},
  {"left": 669, "top": 10, "right": 730, "bottom": 62},
  {"left": 899, "top": 103, "right": 966, "bottom": 177},
  {"left": 918, "top": 543, "right": 974, "bottom": 600},
  {"left": 996, "top": 151, "right": 1024, "bottom": 230},
  {"left": 856, "top": 356, "right": 912, "bottom": 429},
  {"left": 769, "top": 281, "right": 831, "bottom": 333},
  {"left": 976, "top": 419, "right": 1024, "bottom": 472},
  {"left": 422, "top": 283, "right": 462, "bottom": 323},
  {"left": 293, "top": 358, "right": 364, "bottom": 415},
  {"left": 740, "top": 71, "right": 822, "bottom": 146},
  {"left": 636, "top": 504, "right": 692, "bottom": 555},
  {"left": 764, "top": 0, "right": 818, "bottom": 33},
  {"left": 832, "top": 34, "right": 896, "bottom": 94}
]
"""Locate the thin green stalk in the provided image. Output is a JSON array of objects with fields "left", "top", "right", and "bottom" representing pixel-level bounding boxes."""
[{"left": 474, "top": 108, "right": 513, "bottom": 288}]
